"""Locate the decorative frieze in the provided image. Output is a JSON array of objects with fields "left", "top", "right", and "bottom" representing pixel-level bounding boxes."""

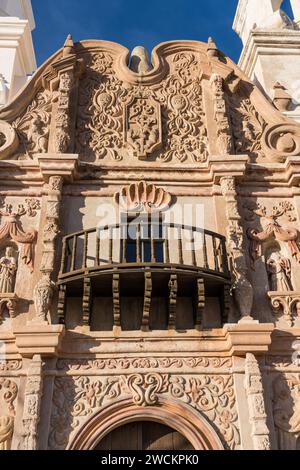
[{"left": 244, "top": 353, "right": 271, "bottom": 450}]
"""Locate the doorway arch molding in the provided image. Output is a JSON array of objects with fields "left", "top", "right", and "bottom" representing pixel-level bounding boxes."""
[{"left": 68, "top": 397, "right": 224, "bottom": 450}]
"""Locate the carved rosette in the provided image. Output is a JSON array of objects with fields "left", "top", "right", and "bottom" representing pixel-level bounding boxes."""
[
  {"left": 115, "top": 181, "right": 172, "bottom": 213},
  {"left": 244, "top": 353, "right": 271, "bottom": 450},
  {"left": 220, "top": 176, "right": 253, "bottom": 319},
  {"left": 210, "top": 74, "right": 233, "bottom": 154},
  {"left": 268, "top": 291, "right": 300, "bottom": 327},
  {"left": 21, "top": 355, "right": 43, "bottom": 450}
]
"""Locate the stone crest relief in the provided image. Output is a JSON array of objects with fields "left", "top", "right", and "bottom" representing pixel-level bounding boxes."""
[
  {"left": 76, "top": 51, "right": 208, "bottom": 164},
  {"left": 124, "top": 95, "right": 162, "bottom": 160}
]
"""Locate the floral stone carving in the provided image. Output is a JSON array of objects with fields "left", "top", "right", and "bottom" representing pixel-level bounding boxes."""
[
  {"left": 49, "top": 372, "right": 240, "bottom": 450},
  {"left": 268, "top": 292, "right": 300, "bottom": 327},
  {"left": 115, "top": 181, "right": 172, "bottom": 213}
]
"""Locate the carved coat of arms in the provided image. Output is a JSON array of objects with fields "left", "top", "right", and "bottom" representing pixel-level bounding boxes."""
[{"left": 124, "top": 95, "right": 162, "bottom": 160}]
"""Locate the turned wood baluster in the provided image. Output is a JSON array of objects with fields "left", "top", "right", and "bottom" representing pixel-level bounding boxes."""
[
  {"left": 95, "top": 231, "right": 100, "bottom": 267},
  {"left": 164, "top": 228, "right": 170, "bottom": 264},
  {"left": 191, "top": 231, "right": 196, "bottom": 267},
  {"left": 122, "top": 224, "right": 127, "bottom": 263},
  {"left": 203, "top": 233, "right": 209, "bottom": 269},
  {"left": 136, "top": 222, "right": 141, "bottom": 263},
  {"left": 82, "top": 232, "right": 88, "bottom": 269},
  {"left": 150, "top": 223, "right": 156, "bottom": 263},
  {"left": 70, "top": 235, "right": 77, "bottom": 272},
  {"left": 60, "top": 237, "right": 67, "bottom": 275},
  {"left": 109, "top": 227, "right": 113, "bottom": 264},
  {"left": 177, "top": 226, "right": 183, "bottom": 265},
  {"left": 212, "top": 236, "right": 219, "bottom": 272}
]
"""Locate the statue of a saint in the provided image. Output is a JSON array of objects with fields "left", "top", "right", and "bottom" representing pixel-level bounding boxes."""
[
  {"left": 0, "top": 247, "right": 17, "bottom": 294},
  {"left": 266, "top": 252, "right": 293, "bottom": 292}
]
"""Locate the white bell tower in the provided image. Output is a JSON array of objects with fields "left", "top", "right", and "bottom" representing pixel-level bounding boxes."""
[
  {"left": 0, "top": 0, "right": 36, "bottom": 107},
  {"left": 233, "top": 0, "right": 300, "bottom": 122}
]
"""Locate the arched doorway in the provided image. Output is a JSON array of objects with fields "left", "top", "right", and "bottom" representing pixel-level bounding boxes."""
[
  {"left": 95, "top": 421, "right": 194, "bottom": 450},
  {"left": 68, "top": 398, "right": 224, "bottom": 450}
]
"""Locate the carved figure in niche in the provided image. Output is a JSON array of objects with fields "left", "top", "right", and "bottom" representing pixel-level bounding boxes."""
[
  {"left": 266, "top": 251, "right": 293, "bottom": 292},
  {"left": 0, "top": 247, "right": 17, "bottom": 294},
  {"left": 273, "top": 375, "right": 300, "bottom": 450}
]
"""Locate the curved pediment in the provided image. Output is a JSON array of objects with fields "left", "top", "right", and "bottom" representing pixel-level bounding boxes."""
[{"left": 0, "top": 38, "right": 299, "bottom": 165}]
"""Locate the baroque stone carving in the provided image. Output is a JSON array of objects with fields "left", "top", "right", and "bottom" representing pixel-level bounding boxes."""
[
  {"left": 266, "top": 252, "right": 293, "bottom": 292},
  {"left": 54, "top": 71, "right": 74, "bottom": 153},
  {"left": 243, "top": 201, "right": 297, "bottom": 224},
  {"left": 12, "top": 90, "right": 52, "bottom": 158},
  {"left": 0, "top": 361, "right": 21, "bottom": 372},
  {"left": 0, "top": 204, "right": 37, "bottom": 272},
  {"left": 57, "top": 357, "right": 232, "bottom": 371},
  {"left": 0, "top": 121, "right": 19, "bottom": 159},
  {"left": 229, "top": 94, "right": 266, "bottom": 160},
  {"left": 210, "top": 74, "right": 233, "bottom": 154},
  {"left": 21, "top": 355, "right": 43, "bottom": 450},
  {"left": 33, "top": 274, "right": 55, "bottom": 323},
  {"left": 76, "top": 51, "right": 208, "bottom": 163},
  {"left": 114, "top": 181, "right": 172, "bottom": 213},
  {"left": 262, "top": 124, "right": 300, "bottom": 163},
  {"left": 124, "top": 94, "right": 162, "bottom": 159},
  {"left": 273, "top": 373, "right": 300, "bottom": 450},
  {"left": 268, "top": 292, "right": 300, "bottom": 326},
  {"left": 244, "top": 353, "right": 271, "bottom": 450},
  {"left": 0, "top": 247, "right": 17, "bottom": 294},
  {"left": 0, "top": 416, "right": 14, "bottom": 450},
  {"left": 49, "top": 372, "right": 239, "bottom": 450},
  {"left": 0, "top": 378, "right": 18, "bottom": 415},
  {"left": 220, "top": 176, "right": 253, "bottom": 318}
]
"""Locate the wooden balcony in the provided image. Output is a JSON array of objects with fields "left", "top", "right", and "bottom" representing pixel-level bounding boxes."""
[{"left": 57, "top": 222, "right": 231, "bottom": 330}]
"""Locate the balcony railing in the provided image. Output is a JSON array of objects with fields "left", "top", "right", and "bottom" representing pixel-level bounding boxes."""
[{"left": 57, "top": 222, "right": 231, "bottom": 330}]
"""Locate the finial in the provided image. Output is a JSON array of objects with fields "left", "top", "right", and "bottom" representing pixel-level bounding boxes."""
[
  {"left": 272, "top": 81, "right": 292, "bottom": 112},
  {"left": 207, "top": 37, "right": 219, "bottom": 58},
  {"left": 130, "top": 46, "right": 151, "bottom": 74},
  {"left": 63, "top": 34, "right": 75, "bottom": 57}
]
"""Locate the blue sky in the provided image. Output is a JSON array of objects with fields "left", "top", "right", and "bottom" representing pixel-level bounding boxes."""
[{"left": 31, "top": 0, "right": 294, "bottom": 67}]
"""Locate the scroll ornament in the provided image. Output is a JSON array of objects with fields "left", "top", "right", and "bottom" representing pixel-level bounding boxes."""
[{"left": 247, "top": 220, "right": 300, "bottom": 269}]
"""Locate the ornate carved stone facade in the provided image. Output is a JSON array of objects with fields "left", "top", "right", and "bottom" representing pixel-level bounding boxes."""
[{"left": 0, "top": 35, "right": 299, "bottom": 451}]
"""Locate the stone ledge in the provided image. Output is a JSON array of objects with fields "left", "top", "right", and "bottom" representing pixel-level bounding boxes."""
[
  {"left": 224, "top": 322, "right": 274, "bottom": 355},
  {"left": 13, "top": 324, "right": 65, "bottom": 358}
]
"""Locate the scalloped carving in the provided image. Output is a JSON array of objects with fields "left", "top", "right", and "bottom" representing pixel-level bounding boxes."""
[
  {"left": 0, "top": 121, "right": 19, "bottom": 159},
  {"left": 114, "top": 181, "right": 172, "bottom": 212}
]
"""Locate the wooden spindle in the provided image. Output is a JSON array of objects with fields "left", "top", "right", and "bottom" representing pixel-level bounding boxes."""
[
  {"left": 212, "top": 236, "right": 219, "bottom": 272},
  {"left": 82, "top": 232, "right": 88, "bottom": 269},
  {"left": 136, "top": 223, "right": 141, "bottom": 263},
  {"left": 150, "top": 223, "right": 156, "bottom": 263},
  {"left": 177, "top": 226, "right": 183, "bottom": 265},
  {"left": 203, "top": 233, "right": 209, "bottom": 269},
  {"left": 70, "top": 235, "right": 77, "bottom": 272},
  {"left": 59, "top": 237, "right": 67, "bottom": 275},
  {"left": 122, "top": 224, "right": 127, "bottom": 263},
  {"left": 164, "top": 227, "right": 170, "bottom": 264},
  {"left": 109, "top": 227, "right": 113, "bottom": 264},
  {"left": 95, "top": 231, "right": 100, "bottom": 267},
  {"left": 191, "top": 231, "right": 196, "bottom": 267}
]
